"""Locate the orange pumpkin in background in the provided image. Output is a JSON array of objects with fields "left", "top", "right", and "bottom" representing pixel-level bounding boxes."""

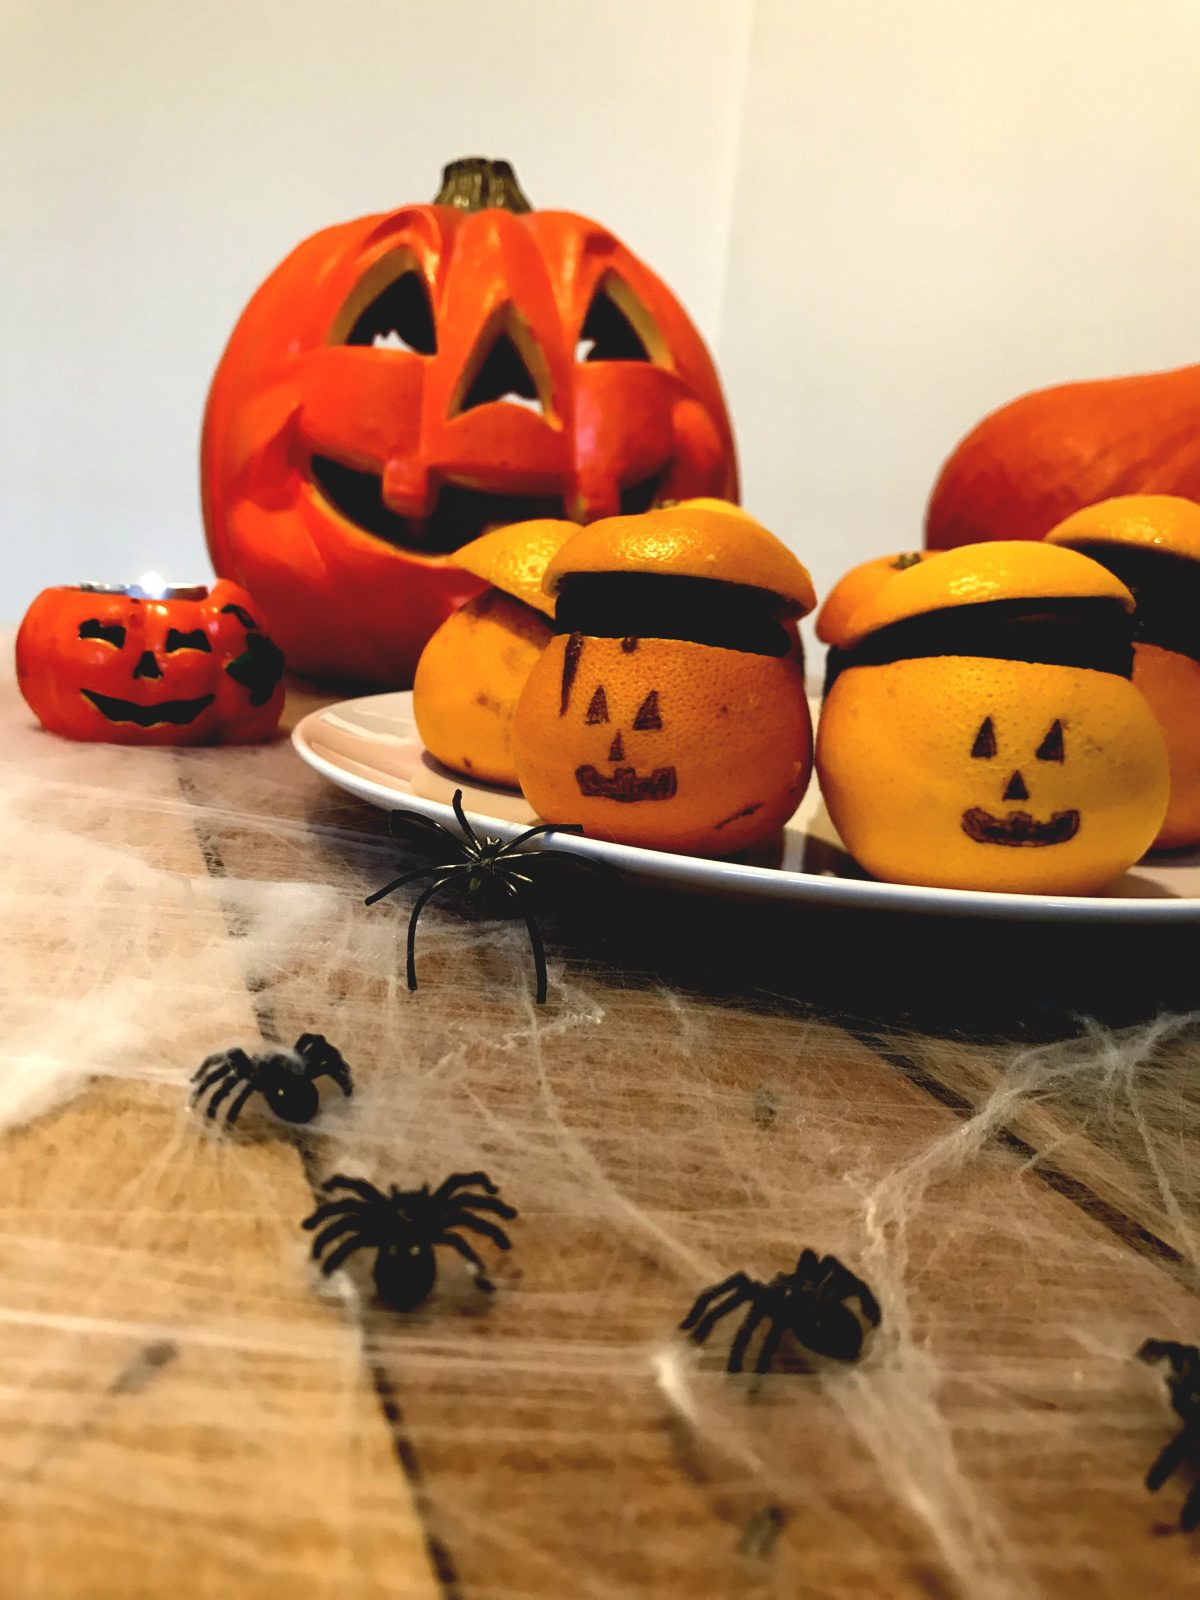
[
  {"left": 202, "top": 157, "right": 738, "bottom": 687},
  {"left": 16, "top": 581, "right": 285, "bottom": 745},
  {"left": 925, "top": 361, "right": 1200, "bottom": 550},
  {"left": 1045, "top": 494, "right": 1200, "bottom": 849}
]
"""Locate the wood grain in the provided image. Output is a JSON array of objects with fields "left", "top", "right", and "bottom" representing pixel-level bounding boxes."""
[{"left": 1, "top": 674, "right": 1197, "bottom": 1599}]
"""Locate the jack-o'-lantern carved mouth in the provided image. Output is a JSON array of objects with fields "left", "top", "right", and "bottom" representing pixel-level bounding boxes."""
[
  {"left": 575, "top": 764, "right": 678, "bottom": 802},
  {"left": 309, "top": 455, "right": 667, "bottom": 555},
  {"left": 82, "top": 690, "right": 217, "bottom": 727},
  {"left": 960, "top": 807, "right": 1081, "bottom": 847}
]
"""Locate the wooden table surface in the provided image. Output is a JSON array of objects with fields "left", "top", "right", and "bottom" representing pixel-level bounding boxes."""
[{"left": 1, "top": 672, "right": 1198, "bottom": 1599}]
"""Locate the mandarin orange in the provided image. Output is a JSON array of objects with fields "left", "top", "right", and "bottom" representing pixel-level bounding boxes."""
[
  {"left": 815, "top": 551, "right": 930, "bottom": 647},
  {"left": 816, "top": 542, "right": 1169, "bottom": 894},
  {"left": 513, "top": 501, "right": 815, "bottom": 856},
  {"left": 1045, "top": 494, "right": 1200, "bottom": 848},
  {"left": 412, "top": 519, "right": 577, "bottom": 786}
]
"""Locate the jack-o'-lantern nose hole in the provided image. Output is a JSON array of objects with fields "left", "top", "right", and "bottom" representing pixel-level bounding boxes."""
[
  {"left": 1003, "top": 770, "right": 1029, "bottom": 803},
  {"left": 608, "top": 731, "right": 625, "bottom": 762},
  {"left": 132, "top": 650, "right": 162, "bottom": 681},
  {"left": 456, "top": 325, "right": 546, "bottom": 417}
]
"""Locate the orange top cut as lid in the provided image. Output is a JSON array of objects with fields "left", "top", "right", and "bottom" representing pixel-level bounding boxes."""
[
  {"left": 816, "top": 550, "right": 929, "bottom": 646},
  {"left": 452, "top": 518, "right": 580, "bottom": 618},
  {"left": 841, "top": 541, "right": 1134, "bottom": 648},
  {"left": 542, "top": 500, "right": 816, "bottom": 618},
  {"left": 1044, "top": 494, "right": 1200, "bottom": 565}
]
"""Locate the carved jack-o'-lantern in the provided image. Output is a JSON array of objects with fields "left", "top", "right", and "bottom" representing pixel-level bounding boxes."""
[
  {"left": 16, "top": 580, "right": 285, "bottom": 745},
  {"left": 202, "top": 158, "right": 738, "bottom": 686},
  {"left": 513, "top": 503, "right": 815, "bottom": 858},
  {"left": 816, "top": 544, "right": 1169, "bottom": 894}
]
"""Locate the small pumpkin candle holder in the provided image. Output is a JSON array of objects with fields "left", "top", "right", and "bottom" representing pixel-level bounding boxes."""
[{"left": 16, "top": 577, "right": 286, "bottom": 745}]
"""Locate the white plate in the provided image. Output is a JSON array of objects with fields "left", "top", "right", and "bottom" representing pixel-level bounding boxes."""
[{"left": 293, "top": 691, "right": 1200, "bottom": 924}]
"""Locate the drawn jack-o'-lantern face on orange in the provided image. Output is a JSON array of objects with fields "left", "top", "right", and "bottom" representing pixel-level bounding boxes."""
[
  {"left": 818, "top": 655, "right": 1170, "bottom": 894},
  {"left": 959, "top": 714, "right": 1081, "bottom": 846},
  {"left": 570, "top": 641, "right": 677, "bottom": 802},
  {"left": 515, "top": 634, "right": 812, "bottom": 857},
  {"left": 815, "top": 543, "right": 1171, "bottom": 894},
  {"left": 513, "top": 502, "right": 816, "bottom": 858}
]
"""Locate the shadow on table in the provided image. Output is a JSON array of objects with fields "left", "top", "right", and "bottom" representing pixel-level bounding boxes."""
[
  {"left": 546, "top": 876, "right": 1198, "bottom": 1042},
  {"left": 307, "top": 790, "right": 1198, "bottom": 1044}
]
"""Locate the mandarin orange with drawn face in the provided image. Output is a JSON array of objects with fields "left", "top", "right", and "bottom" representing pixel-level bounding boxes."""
[
  {"left": 815, "top": 543, "right": 1169, "bottom": 894},
  {"left": 513, "top": 502, "right": 815, "bottom": 857},
  {"left": 1045, "top": 494, "right": 1200, "bottom": 849}
]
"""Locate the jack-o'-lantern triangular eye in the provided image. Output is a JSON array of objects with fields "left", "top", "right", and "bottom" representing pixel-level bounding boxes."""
[
  {"left": 345, "top": 271, "right": 436, "bottom": 354},
  {"left": 585, "top": 685, "right": 609, "bottom": 724},
  {"left": 1036, "top": 720, "right": 1065, "bottom": 762},
  {"left": 970, "top": 717, "right": 997, "bottom": 759},
  {"left": 576, "top": 279, "right": 654, "bottom": 363},
  {"left": 633, "top": 691, "right": 662, "bottom": 730}
]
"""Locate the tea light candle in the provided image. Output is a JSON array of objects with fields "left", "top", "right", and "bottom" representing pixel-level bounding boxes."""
[{"left": 15, "top": 578, "right": 287, "bottom": 745}]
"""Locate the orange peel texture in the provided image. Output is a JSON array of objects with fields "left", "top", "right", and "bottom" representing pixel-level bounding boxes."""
[
  {"left": 1046, "top": 493, "right": 1200, "bottom": 847},
  {"left": 514, "top": 634, "right": 812, "bottom": 858}
]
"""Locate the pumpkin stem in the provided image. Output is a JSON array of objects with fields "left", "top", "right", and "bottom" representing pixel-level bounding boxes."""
[{"left": 434, "top": 158, "right": 532, "bottom": 214}]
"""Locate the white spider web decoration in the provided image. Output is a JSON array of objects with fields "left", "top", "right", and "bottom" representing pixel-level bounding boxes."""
[{"left": 1, "top": 665, "right": 1198, "bottom": 1599}]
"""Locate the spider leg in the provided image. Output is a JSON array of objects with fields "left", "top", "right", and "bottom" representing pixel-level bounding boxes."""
[
  {"left": 192, "top": 1047, "right": 254, "bottom": 1085},
  {"left": 440, "top": 1192, "right": 517, "bottom": 1221},
  {"left": 223, "top": 1080, "right": 258, "bottom": 1127},
  {"left": 754, "top": 1318, "right": 789, "bottom": 1376},
  {"left": 441, "top": 1213, "right": 512, "bottom": 1252},
  {"left": 321, "top": 1175, "right": 386, "bottom": 1203},
  {"left": 684, "top": 1289, "right": 753, "bottom": 1345},
  {"left": 364, "top": 862, "right": 454, "bottom": 908},
  {"left": 1146, "top": 1429, "right": 1191, "bottom": 1492},
  {"left": 431, "top": 1171, "right": 500, "bottom": 1202},
  {"left": 813, "top": 1254, "right": 882, "bottom": 1327},
  {"left": 680, "top": 1273, "right": 754, "bottom": 1333},
  {"left": 388, "top": 808, "right": 463, "bottom": 850},
  {"left": 204, "top": 1073, "right": 243, "bottom": 1121},
  {"left": 726, "top": 1301, "right": 771, "bottom": 1375},
  {"left": 1180, "top": 1470, "right": 1200, "bottom": 1533},
  {"left": 505, "top": 820, "right": 584, "bottom": 851},
  {"left": 294, "top": 1034, "right": 354, "bottom": 1097},
  {"left": 310, "top": 1217, "right": 371, "bottom": 1258},
  {"left": 302, "top": 1199, "right": 371, "bottom": 1230},
  {"left": 499, "top": 878, "right": 547, "bottom": 1004},
  {"left": 191, "top": 1050, "right": 238, "bottom": 1085},
  {"left": 406, "top": 875, "right": 456, "bottom": 991},
  {"left": 436, "top": 1230, "right": 495, "bottom": 1290},
  {"left": 190, "top": 1063, "right": 232, "bottom": 1101},
  {"left": 517, "top": 849, "right": 616, "bottom": 887},
  {"left": 316, "top": 1233, "right": 372, "bottom": 1277},
  {"left": 450, "top": 789, "right": 482, "bottom": 852}
]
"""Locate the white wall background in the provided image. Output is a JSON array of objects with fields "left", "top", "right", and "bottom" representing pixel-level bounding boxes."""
[{"left": 5, "top": 0, "right": 1200, "bottom": 618}]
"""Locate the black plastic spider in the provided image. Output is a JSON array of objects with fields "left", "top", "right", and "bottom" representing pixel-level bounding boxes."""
[
  {"left": 1139, "top": 1337, "right": 1200, "bottom": 1530},
  {"left": 191, "top": 1033, "right": 353, "bottom": 1126},
  {"left": 302, "top": 1170, "right": 517, "bottom": 1310},
  {"left": 365, "top": 788, "right": 597, "bottom": 1003},
  {"left": 680, "top": 1249, "right": 882, "bottom": 1374}
]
